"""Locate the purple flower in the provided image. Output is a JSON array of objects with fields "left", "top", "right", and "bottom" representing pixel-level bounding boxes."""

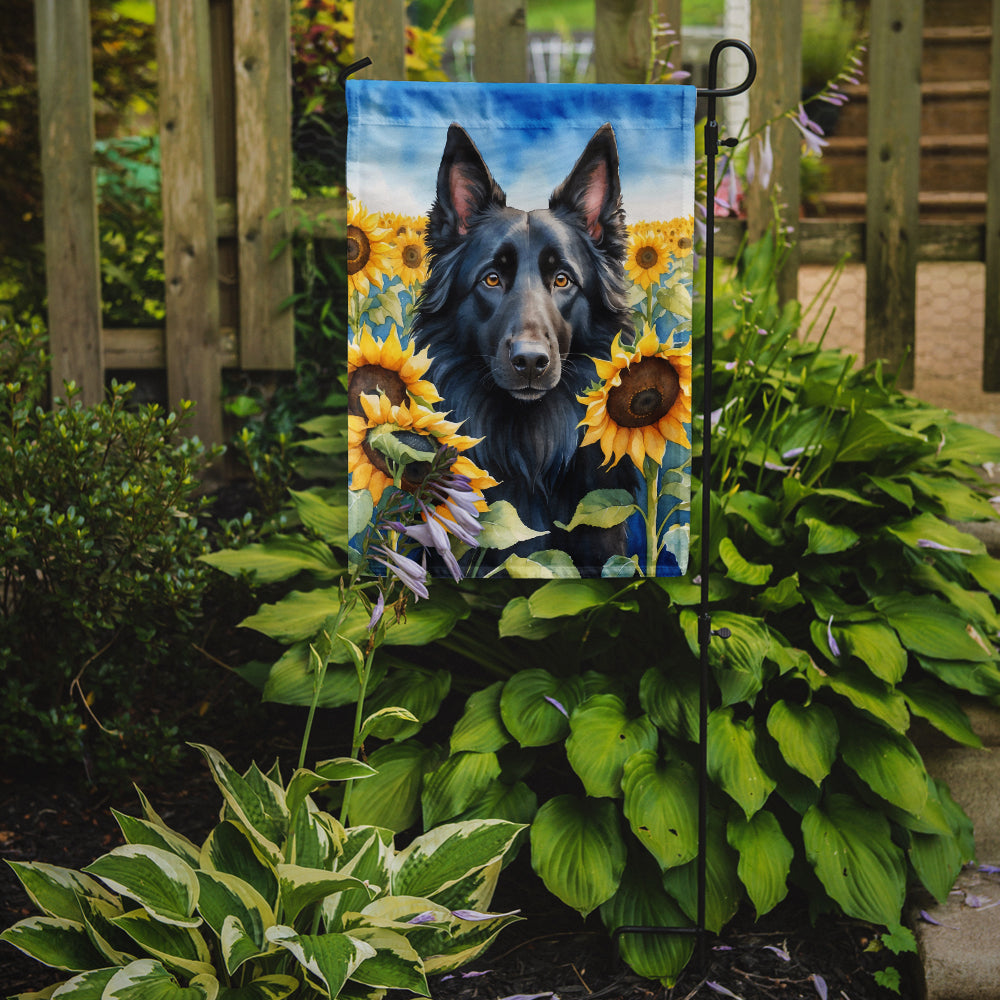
[
  {"left": 827, "top": 615, "right": 841, "bottom": 658},
  {"left": 367, "top": 590, "right": 385, "bottom": 630},
  {"left": 544, "top": 695, "right": 569, "bottom": 718},
  {"left": 812, "top": 974, "right": 828, "bottom": 1000},
  {"left": 917, "top": 538, "right": 973, "bottom": 554},
  {"left": 763, "top": 944, "right": 790, "bottom": 961},
  {"left": 747, "top": 125, "right": 774, "bottom": 191},
  {"left": 706, "top": 983, "right": 742, "bottom": 999},
  {"left": 451, "top": 908, "right": 520, "bottom": 921},
  {"left": 407, "top": 911, "right": 438, "bottom": 925},
  {"left": 371, "top": 545, "right": 429, "bottom": 600},
  {"left": 791, "top": 104, "right": 828, "bottom": 156},
  {"left": 400, "top": 513, "right": 462, "bottom": 581}
]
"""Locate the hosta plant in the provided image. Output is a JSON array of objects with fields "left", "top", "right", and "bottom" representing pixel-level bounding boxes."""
[{"left": 1, "top": 744, "right": 523, "bottom": 999}]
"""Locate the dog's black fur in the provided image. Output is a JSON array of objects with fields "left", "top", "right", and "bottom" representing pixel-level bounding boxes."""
[{"left": 413, "top": 123, "right": 637, "bottom": 568}]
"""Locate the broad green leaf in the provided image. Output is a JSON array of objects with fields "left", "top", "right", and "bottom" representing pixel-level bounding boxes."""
[
  {"left": 5, "top": 862, "right": 118, "bottom": 923},
  {"left": 835, "top": 410, "right": 927, "bottom": 463},
  {"left": 346, "top": 740, "right": 441, "bottom": 832},
  {"left": 916, "top": 655, "right": 1000, "bottom": 697},
  {"left": 727, "top": 811, "right": 793, "bottom": 917},
  {"left": 755, "top": 573, "right": 805, "bottom": 614},
  {"left": 530, "top": 795, "right": 626, "bottom": 917},
  {"left": 707, "top": 708, "right": 776, "bottom": 818},
  {"left": 802, "top": 794, "right": 906, "bottom": 926},
  {"left": 276, "top": 865, "right": 374, "bottom": 925},
  {"left": 765, "top": 700, "right": 838, "bottom": 786},
  {"left": 936, "top": 421, "right": 1000, "bottom": 465},
  {"left": 195, "top": 871, "right": 273, "bottom": 974},
  {"left": 718, "top": 537, "right": 772, "bottom": 586},
  {"left": 83, "top": 846, "right": 200, "bottom": 928},
  {"left": 502, "top": 551, "right": 581, "bottom": 578},
  {"left": 216, "top": 975, "right": 299, "bottom": 1000},
  {"left": 499, "top": 670, "right": 584, "bottom": 747},
  {"left": 901, "top": 680, "right": 982, "bottom": 748},
  {"left": 621, "top": 751, "right": 699, "bottom": 870},
  {"left": 874, "top": 594, "right": 995, "bottom": 662},
  {"left": 421, "top": 751, "right": 502, "bottom": 828},
  {"left": 111, "top": 909, "right": 214, "bottom": 978},
  {"left": 199, "top": 822, "right": 278, "bottom": 910},
  {"left": 366, "top": 423, "right": 437, "bottom": 466},
  {"left": 111, "top": 812, "right": 201, "bottom": 868},
  {"left": 910, "top": 562, "right": 1000, "bottom": 633},
  {"left": 839, "top": 718, "right": 928, "bottom": 816},
  {"left": 803, "top": 517, "right": 859, "bottom": 556},
  {"left": 476, "top": 500, "right": 548, "bottom": 550},
  {"left": 362, "top": 667, "right": 451, "bottom": 740},
  {"left": 0, "top": 916, "right": 107, "bottom": 971},
  {"left": 680, "top": 610, "right": 770, "bottom": 706},
  {"left": 527, "top": 579, "right": 617, "bottom": 619},
  {"left": 905, "top": 472, "right": 998, "bottom": 522},
  {"left": 347, "top": 487, "right": 374, "bottom": 539},
  {"left": 811, "top": 662, "right": 910, "bottom": 732},
  {"left": 886, "top": 512, "right": 985, "bottom": 557},
  {"left": 866, "top": 474, "right": 914, "bottom": 509},
  {"left": 555, "top": 490, "right": 637, "bottom": 532},
  {"left": 565, "top": 695, "right": 658, "bottom": 798},
  {"left": 288, "top": 488, "right": 349, "bottom": 544},
  {"left": 322, "top": 830, "right": 394, "bottom": 930},
  {"left": 639, "top": 665, "right": 699, "bottom": 742},
  {"left": 345, "top": 926, "right": 428, "bottom": 994},
  {"left": 909, "top": 827, "right": 965, "bottom": 905},
  {"left": 393, "top": 820, "right": 524, "bottom": 900},
  {"left": 69, "top": 894, "right": 134, "bottom": 967},
  {"left": 967, "top": 553, "right": 1000, "bottom": 597},
  {"left": 453, "top": 779, "right": 538, "bottom": 827},
  {"left": 265, "top": 926, "right": 375, "bottom": 997},
  {"left": 599, "top": 854, "right": 694, "bottom": 987},
  {"left": 261, "top": 644, "right": 383, "bottom": 709},
  {"left": 724, "top": 490, "right": 784, "bottom": 545},
  {"left": 833, "top": 621, "right": 907, "bottom": 684},
  {"left": 103, "top": 959, "right": 217, "bottom": 1000},
  {"left": 219, "top": 915, "right": 268, "bottom": 980},
  {"left": 450, "top": 682, "right": 511, "bottom": 753},
  {"left": 497, "top": 597, "right": 565, "bottom": 639},
  {"left": 199, "top": 536, "right": 340, "bottom": 584}
]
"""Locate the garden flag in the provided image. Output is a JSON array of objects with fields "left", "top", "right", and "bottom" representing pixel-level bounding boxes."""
[{"left": 346, "top": 80, "right": 696, "bottom": 579}]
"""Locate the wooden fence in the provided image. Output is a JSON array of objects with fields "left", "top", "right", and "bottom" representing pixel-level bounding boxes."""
[{"left": 33, "top": 0, "right": 1000, "bottom": 446}]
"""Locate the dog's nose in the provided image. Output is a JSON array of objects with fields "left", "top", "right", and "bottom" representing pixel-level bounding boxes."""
[{"left": 510, "top": 342, "right": 550, "bottom": 380}]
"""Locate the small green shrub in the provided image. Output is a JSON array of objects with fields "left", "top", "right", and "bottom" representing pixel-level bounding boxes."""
[
  {"left": 1, "top": 743, "right": 524, "bottom": 998},
  {"left": 0, "top": 317, "right": 221, "bottom": 783}
]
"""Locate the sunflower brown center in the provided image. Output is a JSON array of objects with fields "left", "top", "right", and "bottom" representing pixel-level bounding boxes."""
[
  {"left": 678, "top": 236, "right": 692, "bottom": 251},
  {"left": 636, "top": 245, "right": 660, "bottom": 269},
  {"left": 347, "top": 224, "right": 370, "bottom": 275},
  {"left": 606, "top": 356, "right": 681, "bottom": 428},
  {"left": 349, "top": 365, "right": 408, "bottom": 416},
  {"left": 402, "top": 243, "right": 423, "bottom": 268}
]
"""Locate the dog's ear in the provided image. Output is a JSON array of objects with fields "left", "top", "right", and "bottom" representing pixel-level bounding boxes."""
[
  {"left": 549, "top": 123, "right": 622, "bottom": 245},
  {"left": 432, "top": 124, "right": 506, "bottom": 240}
]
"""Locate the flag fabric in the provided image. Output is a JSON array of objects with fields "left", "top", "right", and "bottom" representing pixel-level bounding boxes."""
[{"left": 346, "top": 80, "right": 695, "bottom": 578}]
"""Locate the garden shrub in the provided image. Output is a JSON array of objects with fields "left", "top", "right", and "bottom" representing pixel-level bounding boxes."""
[
  {"left": 206, "top": 229, "right": 1000, "bottom": 985},
  {"left": 0, "top": 316, "right": 221, "bottom": 784}
]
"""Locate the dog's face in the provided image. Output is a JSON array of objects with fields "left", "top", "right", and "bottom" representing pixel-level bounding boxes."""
[{"left": 422, "top": 124, "right": 628, "bottom": 403}]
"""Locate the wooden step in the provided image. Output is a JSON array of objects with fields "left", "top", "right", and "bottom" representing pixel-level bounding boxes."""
[
  {"left": 922, "top": 0, "right": 992, "bottom": 28},
  {"left": 813, "top": 190, "right": 987, "bottom": 222},
  {"left": 922, "top": 25, "right": 993, "bottom": 82}
]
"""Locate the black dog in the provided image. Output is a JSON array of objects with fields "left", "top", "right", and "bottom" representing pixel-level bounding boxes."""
[{"left": 413, "top": 122, "right": 637, "bottom": 569}]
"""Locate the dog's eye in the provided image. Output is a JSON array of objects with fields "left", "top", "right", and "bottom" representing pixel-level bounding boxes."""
[
  {"left": 483, "top": 272, "right": 501, "bottom": 288},
  {"left": 553, "top": 272, "right": 571, "bottom": 288}
]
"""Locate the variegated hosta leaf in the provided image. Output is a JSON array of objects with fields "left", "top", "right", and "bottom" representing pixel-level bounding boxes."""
[
  {"left": 802, "top": 793, "right": 906, "bottom": 926},
  {"left": 421, "top": 907, "right": 523, "bottom": 975},
  {"left": 214, "top": 974, "right": 299, "bottom": 1000},
  {"left": 322, "top": 829, "right": 393, "bottom": 931},
  {"left": 450, "top": 681, "right": 511, "bottom": 754},
  {"left": 421, "top": 751, "right": 501, "bottom": 829},
  {"left": 195, "top": 871, "right": 274, "bottom": 974},
  {"left": 0, "top": 916, "right": 107, "bottom": 971},
  {"left": 102, "top": 958, "right": 218, "bottom": 999},
  {"left": 265, "top": 926, "right": 376, "bottom": 998},
  {"left": 276, "top": 864, "right": 375, "bottom": 925},
  {"left": 112, "top": 810, "right": 202, "bottom": 868},
  {"left": 77, "top": 894, "right": 136, "bottom": 966},
  {"left": 44, "top": 965, "right": 118, "bottom": 997},
  {"left": 288, "top": 802, "right": 343, "bottom": 870},
  {"left": 621, "top": 751, "right": 699, "bottom": 871},
  {"left": 4, "top": 861, "right": 118, "bottom": 922},
  {"left": 200, "top": 822, "right": 279, "bottom": 910},
  {"left": 565, "top": 695, "right": 658, "bottom": 799},
  {"left": 83, "top": 845, "right": 200, "bottom": 928},
  {"left": 529, "top": 795, "right": 626, "bottom": 917},
  {"left": 344, "top": 926, "right": 429, "bottom": 995},
  {"left": 599, "top": 854, "right": 694, "bottom": 987},
  {"left": 765, "top": 700, "right": 838, "bottom": 786},
  {"left": 110, "top": 908, "right": 214, "bottom": 979},
  {"left": 391, "top": 820, "right": 524, "bottom": 901},
  {"left": 285, "top": 760, "right": 375, "bottom": 824},
  {"left": 706, "top": 707, "right": 776, "bottom": 819},
  {"left": 423, "top": 859, "right": 501, "bottom": 916},
  {"left": 726, "top": 810, "right": 793, "bottom": 918}
]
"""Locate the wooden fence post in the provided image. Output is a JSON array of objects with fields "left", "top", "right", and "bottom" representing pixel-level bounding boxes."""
[
  {"left": 157, "top": 0, "right": 223, "bottom": 445},
  {"left": 474, "top": 0, "right": 527, "bottom": 82},
  {"left": 983, "top": 0, "right": 1000, "bottom": 391},
  {"left": 746, "top": 0, "right": 801, "bottom": 305},
  {"left": 354, "top": 0, "right": 407, "bottom": 79},
  {"left": 594, "top": 0, "right": 666, "bottom": 84},
  {"left": 864, "top": 0, "right": 923, "bottom": 389},
  {"left": 233, "top": 0, "right": 294, "bottom": 370},
  {"left": 34, "top": 0, "right": 104, "bottom": 405}
]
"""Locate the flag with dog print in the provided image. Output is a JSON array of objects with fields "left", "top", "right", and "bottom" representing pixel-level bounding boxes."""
[{"left": 346, "top": 80, "right": 695, "bottom": 579}]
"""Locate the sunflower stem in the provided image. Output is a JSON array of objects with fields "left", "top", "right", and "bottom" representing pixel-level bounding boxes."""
[{"left": 644, "top": 460, "right": 659, "bottom": 576}]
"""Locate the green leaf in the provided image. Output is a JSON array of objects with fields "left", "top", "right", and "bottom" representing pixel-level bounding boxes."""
[
  {"left": 110, "top": 909, "right": 214, "bottom": 978},
  {"left": 195, "top": 871, "right": 273, "bottom": 974},
  {"left": 103, "top": 959, "right": 218, "bottom": 999},
  {"left": 530, "top": 795, "right": 626, "bottom": 917},
  {"left": 916, "top": 655, "right": 1000, "bottom": 697},
  {"left": 362, "top": 667, "right": 451, "bottom": 740},
  {"left": 288, "top": 488, "right": 349, "bottom": 544},
  {"left": 0, "top": 916, "right": 107, "bottom": 972},
  {"left": 499, "top": 670, "right": 584, "bottom": 747},
  {"left": 839, "top": 718, "right": 929, "bottom": 816},
  {"left": 765, "top": 700, "right": 838, "bottom": 786},
  {"left": 285, "top": 759, "right": 376, "bottom": 822},
  {"left": 450, "top": 682, "right": 511, "bottom": 754},
  {"left": 502, "top": 551, "right": 581, "bottom": 578},
  {"left": 33, "top": 967, "right": 117, "bottom": 998},
  {"left": 886, "top": 512, "right": 985, "bottom": 556},
  {"left": 265, "top": 926, "right": 374, "bottom": 997},
  {"left": 727, "top": 811, "right": 793, "bottom": 918},
  {"left": 346, "top": 740, "right": 440, "bottom": 832},
  {"left": 621, "top": 751, "right": 699, "bottom": 870},
  {"left": 835, "top": 410, "right": 927, "bottom": 463},
  {"left": 452, "top": 779, "right": 538, "bottom": 827},
  {"left": 527, "top": 579, "right": 617, "bottom": 618},
  {"left": 555, "top": 489, "right": 637, "bottom": 532},
  {"left": 803, "top": 517, "right": 859, "bottom": 555},
  {"left": 906, "top": 472, "right": 999, "bottom": 521},
  {"left": 421, "top": 751, "right": 502, "bottom": 828},
  {"left": 216, "top": 975, "right": 299, "bottom": 1000},
  {"left": 497, "top": 596, "right": 565, "bottom": 639},
  {"left": 901, "top": 680, "right": 982, "bottom": 748},
  {"left": 366, "top": 423, "right": 437, "bottom": 466},
  {"left": 112, "top": 812, "right": 201, "bottom": 868},
  {"left": 681, "top": 610, "right": 770, "bottom": 706},
  {"left": 718, "top": 537, "right": 772, "bottom": 586},
  {"left": 834, "top": 621, "right": 908, "bottom": 684},
  {"left": 276, "top": 865, "right": 373, "bottom": 925},
  {"left": 755, "top": 573, "right": 805, "bottom": 614},
  {"left": 639, "top": 665, "right": 699, "bottom": 742},
  {"left": 345, "top": 926, "right": 429, "bottom": 994},
  {"left": 200, "top": 536, "right": 340, "bottom": 584},
  {"left": 359, "top": 706, "right": 421, "bottom": 742},
  {"left": 565, "top": 695, "right": 658, "bottom": 798},
  {"left": 724, "top": 490, "right": 784, "bottom": 545},
  {"left": 707, "top": 707, "right": 776, "bottom": 819},
  {"left": 4, "top": 862, "right": 118, "bottom": 923},
  {"left": 348, "top": 487, "right": 375, "bottom": 540},
  {"left": 874, "top": 594, "right": 995, "bottom": 662},
  {"left": 199, "top": 822, "right": 278, "bottom": 910},
  {"left": 802, "top": 794, "right": 906, "bottom": 926},
  {"left": 812, "top": 662, "right": 910, "bottom": 732},
  {"left": 83, "top": 846, "right": 200, "bottom": 928},
  {"left": 476, "top": 500, "right": 548, "bottom": 550}
]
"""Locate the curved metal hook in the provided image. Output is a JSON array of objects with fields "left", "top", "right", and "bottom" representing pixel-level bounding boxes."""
[
  {"left": 697, "top": 39, "right": 756, "bottom": 98},
  {"left": 337, "top": 56, "right": 373, "bottom": 90}
]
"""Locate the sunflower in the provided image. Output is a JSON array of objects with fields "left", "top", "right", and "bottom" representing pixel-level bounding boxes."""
[
  {"left": 347, "top": 196, "right": 393, "bottom": 297},
  {"left": 625, "top": 224, "right": 673, "bottom": 289},
  {"left": 349, "top": 392, "right": 496, "bottom": 507},
  {"left": 577, "top": 326, "right": 692, "bottom": 469},
  {"left": 379, "top": 211, "right": 428, "bottom": 238},
  {"left": 650, "top": 216, "right": 695, "bottom": 260},
  {"left": 387, "top": 225, "right": 430, "bottom": 286},
  {"left": 348, "top": 324, "right": 441, "bottom": 416}
]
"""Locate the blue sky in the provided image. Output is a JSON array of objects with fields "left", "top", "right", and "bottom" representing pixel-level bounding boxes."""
[{"left": 347, "top": 81, "right": 696, "bottom": 224}]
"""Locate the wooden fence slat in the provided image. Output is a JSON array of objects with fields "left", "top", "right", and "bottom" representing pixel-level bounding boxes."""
[
  {"left": 354, "top": 0, "right": 407, "bottom": 80},
  {"left": 594, "top": 0, "right": 658, "bottom": 84},
  {"left": 157, "top": 0, "right": 223, "bottom": 445},
  {"left": 747, "top": 0, "right": 801, "bottom": 305},
  {"left": 983, "top": 0, "right": 1000, "bottom": 390},
  {"left": 864, "top": 0, "right": 923, "bottom": 389},
  {"left": 233, "top": 0, "right": 294, "bottom": 369},
  {"left": 474, "top": 0, "right": 527, "bottom": 82},
  {"left": 34, "top": 0, "right": 103, "bottom": 405}
]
